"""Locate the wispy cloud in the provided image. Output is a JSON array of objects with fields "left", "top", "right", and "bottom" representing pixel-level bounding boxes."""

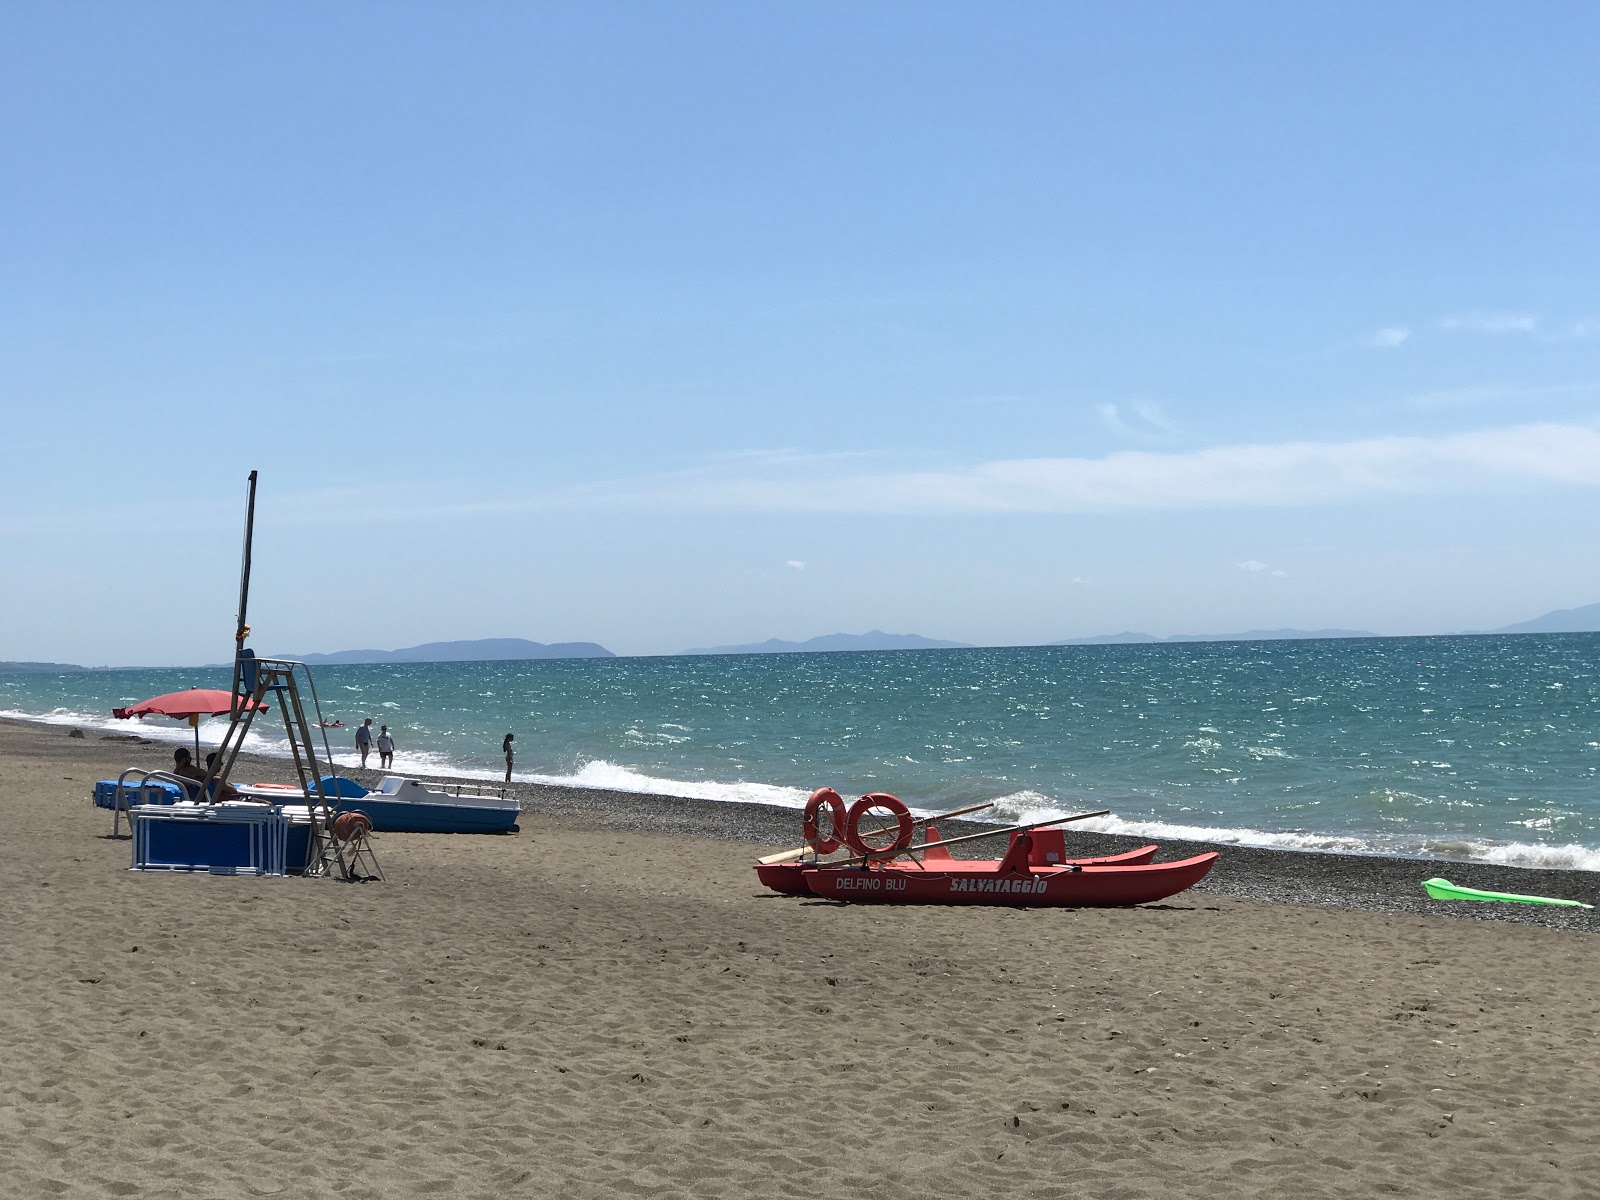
[
  {"left": 1403, "top": 381, "right": 1595, "bottom": 411},
  {"left": 545, "top": 422, "right": 1600, "bottom": 517},
  {"left": 299, "top": 422, "right": 1600, "bottom": 526},
  {"left": 1098, "top": 401, "right": 1174, "bottom": 436},
  {"left": 1440, "top": 311, "right": 1539, "bottom": 335},
  {"left": 1430, "top": 312, "right": 1600, "bottom": 341},
  {"left": 1404, "top": 384, "right": 1517, "bottom": 411},
  {"left": 1238, "top": 560, "right": 1288, "bottom": 578},
  {"left": 1370, "top": 312, "right": 1597, "bottom": 346},
  {"left": 785, "top": 560, "right": 806, "bottom": 571}
]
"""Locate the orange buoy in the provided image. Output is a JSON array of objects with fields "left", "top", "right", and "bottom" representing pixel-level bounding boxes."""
[
  {"left": 332, "top": 811, "right": 372, "bottom": 842},
  {"left": 802, "top": 787, "right": 847, "bottom": 856},
  {"left": 845, "top": 793, "right": 913, "bottom": 858}
]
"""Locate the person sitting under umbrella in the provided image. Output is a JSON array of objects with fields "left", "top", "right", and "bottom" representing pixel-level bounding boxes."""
[{"left": 170, "top": 747, "right": 248, "bottom": 803}]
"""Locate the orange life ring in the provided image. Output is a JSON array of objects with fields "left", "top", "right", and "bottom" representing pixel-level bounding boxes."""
[
  {"left": 802, "top": 787, "right": 847, "bottom": 856},
  {"left": 845, "top": 793, "right": 913, "bottom": 859}
]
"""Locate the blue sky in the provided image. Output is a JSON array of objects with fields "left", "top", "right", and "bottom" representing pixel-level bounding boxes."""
[{"left": 3, "top": 2, "right": 1598, "bottom": 664}]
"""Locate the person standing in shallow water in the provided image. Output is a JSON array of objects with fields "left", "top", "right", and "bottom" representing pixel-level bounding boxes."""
[
  {"left": 502, "top": 732, "right": 514, "bottom": 783},
  {"left": 376, "top": 724, "right": 395, "bottom": 769},
  {"left": 355, "top": 718, "right": 373, "bottom": 768}
]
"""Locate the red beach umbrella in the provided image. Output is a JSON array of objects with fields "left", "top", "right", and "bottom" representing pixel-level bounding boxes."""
[{"left": 112, "top": 687, "right": 269, "bottom": 757}]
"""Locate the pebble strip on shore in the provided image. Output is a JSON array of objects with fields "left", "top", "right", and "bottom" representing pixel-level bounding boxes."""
[{"left": 71, "top": 720, "right": 1600, "bottom": 933}]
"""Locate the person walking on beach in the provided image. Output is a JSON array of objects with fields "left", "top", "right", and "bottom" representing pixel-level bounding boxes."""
[
  {"left": 356, "top": 718, "right": 373, "bottom": 768},
  {"left": 502, "top": 732, "right": 514, "bottom": 783},
  {"left": 377, "top": 724, "right": 395, "bottom": 769}
]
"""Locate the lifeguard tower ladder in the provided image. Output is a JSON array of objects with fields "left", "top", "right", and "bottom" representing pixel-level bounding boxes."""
[{"left": 201, "top": 653, "right": 369, "bottom": 880}]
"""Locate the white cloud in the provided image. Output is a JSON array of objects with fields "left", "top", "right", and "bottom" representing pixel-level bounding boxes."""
[
  {"left": 1370, "top": 326, "right": 1411, "bottom": 348},
  {"left": 373, "top": 421, "right": 1600, "bottom": 525},
  {"left": 1238, "top": 560, "right": 1267, "bottom": 572},
  {"left": 545, "top": 422, "right": 1600, "bottom": 517},
  {"left": 785, "top": 560, "right": 806, "bottom": 571},
  {"left": 1440, "top": 311, "right": 1539, "bottom": 335}
]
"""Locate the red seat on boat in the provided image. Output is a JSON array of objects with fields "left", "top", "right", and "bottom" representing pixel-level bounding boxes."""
[
  {"left": 1023, "top": 827, "right": 1067, "bottom": 866},
  {"left": 921, "top": 826, "right": 957, "bottom": 864},
  {"left": 997, "top": 833, "right": 1034, "bottom": 877}
]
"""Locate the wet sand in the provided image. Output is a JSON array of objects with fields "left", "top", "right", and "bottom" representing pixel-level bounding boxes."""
[{"left": 3, "top": 716, "right": 1598, "bottom": 1198}]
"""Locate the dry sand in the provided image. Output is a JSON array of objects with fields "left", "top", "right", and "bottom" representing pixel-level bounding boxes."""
[{"left": 3, "top": 717, "right": 1599, "bottom": 1198}]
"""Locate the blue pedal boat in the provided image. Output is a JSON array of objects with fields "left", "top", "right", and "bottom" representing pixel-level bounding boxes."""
[{"left": 235, "top": 775, "right": 521, "bottom": 834}]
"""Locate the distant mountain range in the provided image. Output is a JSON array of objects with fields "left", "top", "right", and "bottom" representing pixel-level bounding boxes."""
[
  {"left": 286, "top": 638, "right": 615, "bottom": 665},
  {"left": 12, "top": 604, "right": 1600, "bottom": 671},
  {"left": 1055, "top": 628, "right": 1379, "bottom": 646},
  {"left": 1056, "top": 603, "right": 1600, "bottom": 644},
  {"left": 1478, "top": 601, "right": 1600, "bottom": 635},
  {"left": 684, "top": 630, "right": 974, "bottom": 656}
]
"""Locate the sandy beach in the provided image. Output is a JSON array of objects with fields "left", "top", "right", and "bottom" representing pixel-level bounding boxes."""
[{"left": 3, "top": 716, "right": 1598, "bottom": 1199}]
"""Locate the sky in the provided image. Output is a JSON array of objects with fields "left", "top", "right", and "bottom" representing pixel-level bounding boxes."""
[{"left": 3, "top": 2, "right": 1599, "bottom": 664}]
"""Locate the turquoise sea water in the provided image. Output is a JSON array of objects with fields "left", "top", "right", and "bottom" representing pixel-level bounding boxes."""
[{"left": 5, "top": 634, "right": 1598, "bottom": 869}]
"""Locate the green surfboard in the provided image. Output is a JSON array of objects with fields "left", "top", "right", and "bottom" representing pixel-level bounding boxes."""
[{"left": 1422, "top": 877, "right": 1593, "bottom": 909}]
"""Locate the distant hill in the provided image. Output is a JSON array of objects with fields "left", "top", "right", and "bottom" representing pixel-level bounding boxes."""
[
  {"left": 0, "top": 660, "right": 89, "bottom": 673},
  {"left": 291, "top": 638, "right": 615, "bottom": 665},
  {"left": 685, "top": 630, "right": 973, "bottom": 655},
  {"left": 1485, "top": 602, "right": 1600, "bottom": 635},
  {"left": 1055, "top": 628, "right": 1379, "bottom": 646}
]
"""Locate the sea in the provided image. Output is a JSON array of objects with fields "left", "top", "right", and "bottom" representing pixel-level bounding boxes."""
[{"left": 5, "top": 634, "right": 1598, "bottom": 871}]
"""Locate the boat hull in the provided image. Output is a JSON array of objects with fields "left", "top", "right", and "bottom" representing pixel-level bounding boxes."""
[
  {"left": 234, "top": 779, "right": 521, "bottom": 834},
  {"left": 754, "top": 844, "right": 1161, "bottom": 897},
  {"left": 798, "top": 852, "right": 1219, "bottom": 906},
  {"left": 331, "top": 797, "right": 519, "bottom": 834}
]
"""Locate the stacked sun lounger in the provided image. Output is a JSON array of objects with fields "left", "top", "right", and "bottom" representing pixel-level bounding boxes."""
[{"left": 129, "top": 803, "right": 290, "bottom": 876}]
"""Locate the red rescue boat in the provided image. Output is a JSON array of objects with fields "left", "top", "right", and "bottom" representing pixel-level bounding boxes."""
[
  {"left": 802, "top": 834, "right": 1218, "bottom": 907},
  {"left": 752, "top": 789, "right": 1218, "bottom": 906},
  {"left": 753, "top": 832, "right": 1159, "bottom": 896}
]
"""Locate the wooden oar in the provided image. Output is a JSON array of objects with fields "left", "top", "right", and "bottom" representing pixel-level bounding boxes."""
[
  {"left": 756, "top": 801, "right": 997, "bottom": 865},
  {"left": 817, "top": 809, "right": 1112, "bottom": 869}
]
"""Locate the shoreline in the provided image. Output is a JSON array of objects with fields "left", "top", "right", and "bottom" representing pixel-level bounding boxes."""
[
  {"left": 6, "top": 698, "right": 1595, "bottom": 873},
  {"left": 11, "top": 715, "right": 1595, "bottom": 930}
]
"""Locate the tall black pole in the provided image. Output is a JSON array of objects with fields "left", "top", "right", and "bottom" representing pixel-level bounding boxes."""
[{"left": 231, "top": 470, "right": 258, "bottom": 706}]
